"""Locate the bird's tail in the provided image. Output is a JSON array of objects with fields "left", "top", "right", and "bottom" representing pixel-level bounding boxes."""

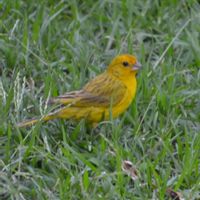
[{"left": 17, "top": 114, "right": 55, "bottom": 128}]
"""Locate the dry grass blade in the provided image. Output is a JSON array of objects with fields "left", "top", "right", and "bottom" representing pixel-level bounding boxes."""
[{"left": 121, "top": 160, "right": 139, "bottom": 181}]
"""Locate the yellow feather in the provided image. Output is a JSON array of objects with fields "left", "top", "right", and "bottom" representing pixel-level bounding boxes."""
[{"left": 17, "top": 54, "right": 141, "bottom": 127}]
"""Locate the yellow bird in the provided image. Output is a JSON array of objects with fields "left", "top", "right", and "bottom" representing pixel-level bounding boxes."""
[{"left": 17, "top": 54, "right": 141, "bottom": 127}]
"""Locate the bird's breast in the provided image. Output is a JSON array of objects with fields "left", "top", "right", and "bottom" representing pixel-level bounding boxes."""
[{"left": 111, "top": 76, "right": 137, "bottom": 118}]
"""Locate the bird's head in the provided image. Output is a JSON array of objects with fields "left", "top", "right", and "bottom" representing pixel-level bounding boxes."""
[{"left": 107, "top": 54, "right": 142, "bottom": 79}]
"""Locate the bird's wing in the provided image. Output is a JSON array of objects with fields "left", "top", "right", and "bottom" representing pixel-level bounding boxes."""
[{"left": 49, "top": 73, "right": 127, "bottom": 107}]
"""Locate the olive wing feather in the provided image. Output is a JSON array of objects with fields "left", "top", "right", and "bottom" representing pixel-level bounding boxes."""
[{"left": 50, "top": 73, "right": 127, "bottom": 107}]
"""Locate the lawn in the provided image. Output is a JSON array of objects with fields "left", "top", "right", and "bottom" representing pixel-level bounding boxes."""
[{"left": 0, "top": 0, "right": 199, "bottom": 199}]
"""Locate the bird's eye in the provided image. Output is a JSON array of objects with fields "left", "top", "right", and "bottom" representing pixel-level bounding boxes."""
[{"left": 122, "top": 61, "right": 129, "bottom": 67}]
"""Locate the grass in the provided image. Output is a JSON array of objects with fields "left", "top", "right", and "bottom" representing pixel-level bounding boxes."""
[{"left": 0, "top": 0, "right": 200, "bottom": 199}]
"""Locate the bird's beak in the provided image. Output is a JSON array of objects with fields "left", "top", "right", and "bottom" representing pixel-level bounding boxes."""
[{"left": 132, "top": 61, "right": 142, "bottom": 71}]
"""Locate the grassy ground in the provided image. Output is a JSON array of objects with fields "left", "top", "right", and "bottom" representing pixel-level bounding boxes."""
[{"left": 0, "top": 0, "right": 200, "bottom": 199}]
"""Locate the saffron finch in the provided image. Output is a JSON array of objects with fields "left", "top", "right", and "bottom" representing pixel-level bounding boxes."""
[{"left": 17, "top": 54, "right": 141, "bottom": 127}]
